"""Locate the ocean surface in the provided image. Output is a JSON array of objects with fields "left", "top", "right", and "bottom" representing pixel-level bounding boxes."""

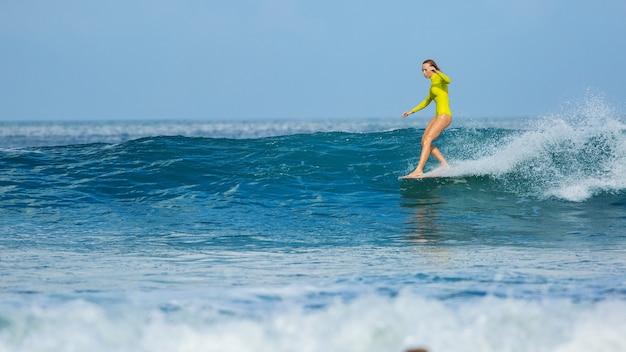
[{"left": 1, "top": 99, "right": 626, "bottom": 351}]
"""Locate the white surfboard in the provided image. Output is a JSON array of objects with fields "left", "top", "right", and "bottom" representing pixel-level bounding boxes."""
[{"left": 399, "top": 167, "right": 451, "bottom": 180}]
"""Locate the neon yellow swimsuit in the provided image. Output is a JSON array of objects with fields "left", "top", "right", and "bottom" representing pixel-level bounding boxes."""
[{"left": 410, "top": 71, "right": 452, "bottom": 117}]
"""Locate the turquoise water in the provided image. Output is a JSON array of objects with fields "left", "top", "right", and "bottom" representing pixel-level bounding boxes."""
[{"left": 1, "top": 102, "right": 626, "bottom": 351}]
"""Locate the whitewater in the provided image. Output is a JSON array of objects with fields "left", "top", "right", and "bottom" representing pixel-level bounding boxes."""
[{"left": 1, "top": 96, "right": 625, "bottom": 352}]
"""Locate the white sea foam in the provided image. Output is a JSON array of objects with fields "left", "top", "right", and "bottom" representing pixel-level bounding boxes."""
[
  {"left": 1, "top": 292, "right": 625, "bottom": 352},
  {"left": 446, "top": 94, "right": 626, "bottom": 201}
]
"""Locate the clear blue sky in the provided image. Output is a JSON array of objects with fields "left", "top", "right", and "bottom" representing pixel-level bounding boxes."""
[{"left": 1, "top": 0, "right": 625, "bottom": 121}]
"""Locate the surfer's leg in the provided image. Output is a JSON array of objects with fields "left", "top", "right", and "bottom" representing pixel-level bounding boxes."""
[
  {"left": 406, "top": 115, "right": 451, "bottom": 177},
  {"left": 430, "top": 146, "right": 448, "bottom": 166}
]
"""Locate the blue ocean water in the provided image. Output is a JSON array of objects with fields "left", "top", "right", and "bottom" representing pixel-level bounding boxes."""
[{"left": 1, "top": 99, "right": 626, "bottom": 351}]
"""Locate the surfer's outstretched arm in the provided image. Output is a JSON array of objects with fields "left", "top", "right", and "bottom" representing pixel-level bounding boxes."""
[{"left": 403, "top": 95, "right": 433, "bottom": 118}]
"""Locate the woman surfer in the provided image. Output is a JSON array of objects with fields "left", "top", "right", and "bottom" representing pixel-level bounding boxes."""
[{"left": 401, "top": 59, "right": 452, "bottom": 178}]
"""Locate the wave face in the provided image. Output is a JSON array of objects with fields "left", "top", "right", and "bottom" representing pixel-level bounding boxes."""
[
  {"left": 2, "top": 111, "right": 624, "bottom": 210},
  {"left": 1, "top": 96, "right": 626, "bottom": 352}
]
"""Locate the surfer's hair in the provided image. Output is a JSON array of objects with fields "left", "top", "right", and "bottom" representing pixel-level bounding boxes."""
[{"left": 423, "top": 59, "right": 441, "bottom": 71}]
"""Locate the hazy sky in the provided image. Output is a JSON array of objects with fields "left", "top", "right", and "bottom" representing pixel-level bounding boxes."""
[{"left": 1, "top": 0, "right": 625, "bottom": 121}]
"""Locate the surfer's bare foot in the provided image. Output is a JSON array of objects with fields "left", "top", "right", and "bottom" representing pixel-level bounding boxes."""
[{"left": 402, "top": 170, "right": 424, "bottom": 179}]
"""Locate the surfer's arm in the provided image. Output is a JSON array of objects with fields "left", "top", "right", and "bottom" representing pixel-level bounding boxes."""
[
  {"left": 402, "top": 96, "right": 432, "bottom": 118},
  {"left": 433, "top": 70, "right": 451, "bottom": 84},
  {"left": 408, "top": 95, "right": 433, "bottom": 114},
  {"left": 402, "top": 93, "right": 433, "bottom": 118}
]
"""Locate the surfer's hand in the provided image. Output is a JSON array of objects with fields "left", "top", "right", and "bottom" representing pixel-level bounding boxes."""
[{"left": 402, "top": 111, "right": 411, "bottom": 118}]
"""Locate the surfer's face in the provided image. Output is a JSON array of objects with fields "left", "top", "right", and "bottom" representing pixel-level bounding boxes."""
[{"left": 422, "top": 64, "right": 434, "bottom": 79}]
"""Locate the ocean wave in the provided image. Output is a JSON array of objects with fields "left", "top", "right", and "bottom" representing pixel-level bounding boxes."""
[
  {"left": 1, "top": 96, "right": 625, "bottom": 204},
  {"left": 2, "top": 130, "right": 625, "bottom": 208}
]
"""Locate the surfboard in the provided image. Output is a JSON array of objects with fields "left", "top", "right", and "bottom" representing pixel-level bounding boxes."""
[
  {"left": 399, "top": 168, "right": 450, "bottom": 180},
  {"left": 399, "top": 174, "right": 443, "bottom": 180}
]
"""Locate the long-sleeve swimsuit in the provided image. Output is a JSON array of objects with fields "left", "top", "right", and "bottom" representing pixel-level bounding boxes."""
[{"left": 410, "top": 71, "right": 452, "bottom": 117}]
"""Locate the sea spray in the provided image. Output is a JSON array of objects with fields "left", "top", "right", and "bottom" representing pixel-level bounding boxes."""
[{"left": 443, "top": 94, "right": 625, "bottom": 201}]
